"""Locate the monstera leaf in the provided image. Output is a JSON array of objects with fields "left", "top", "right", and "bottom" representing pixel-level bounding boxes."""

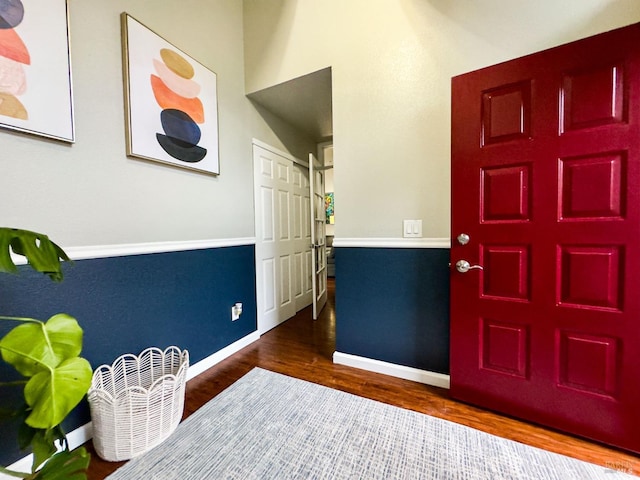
[
  {"left": 30, "top": 429, "right": 59, "bottom": 472},
  {"left": 1, "top": 314, "right": 84, "bottom": 377},
  {"left": 0, "top": 314, "right": 92, "bottom": 430},
  {"left": 0, "top": 228, "right": 71, "bottom": 282},
  {"left": 24, "top": 357, "right": 92, "bottom": 429},
  {"left": 0, "top": 228, "right": 90, "bottom": 478},
  {"left": 30, "top": 448, "right": 90, "bottom": 480}
]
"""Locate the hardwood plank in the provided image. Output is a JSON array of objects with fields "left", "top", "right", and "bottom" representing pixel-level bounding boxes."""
[{"left": 84, "top": 279, "right": 639, "bottom": 478}]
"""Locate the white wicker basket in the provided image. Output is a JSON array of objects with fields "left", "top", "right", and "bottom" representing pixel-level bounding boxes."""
[{"left": 88, "top": 346, "right": 189, "bottom": 462}]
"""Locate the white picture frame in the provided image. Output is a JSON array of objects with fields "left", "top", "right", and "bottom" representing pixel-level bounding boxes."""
[{"left": 0, "top": 0, "right": 75, "bottom": 142}]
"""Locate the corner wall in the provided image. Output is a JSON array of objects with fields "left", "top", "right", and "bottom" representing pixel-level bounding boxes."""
[{"left": 0, "top": 0, "right": 315, "bottom": 469}]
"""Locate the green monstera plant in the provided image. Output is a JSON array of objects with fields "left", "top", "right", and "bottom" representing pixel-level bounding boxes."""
[{"left": 0, "top": 228, "right": 92, "bottom": 480}]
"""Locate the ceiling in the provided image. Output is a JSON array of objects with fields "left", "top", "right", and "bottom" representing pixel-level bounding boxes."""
[{"left": 247, "top": 67, "right": 333, "bottom": 143}]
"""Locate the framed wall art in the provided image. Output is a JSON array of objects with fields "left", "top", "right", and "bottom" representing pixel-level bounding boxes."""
[
  {"left": 0, "top": 0, "right": 75, "bottom": 142},
  {"left": 121, "top": 13, "right": 220, "bottom": 175}
]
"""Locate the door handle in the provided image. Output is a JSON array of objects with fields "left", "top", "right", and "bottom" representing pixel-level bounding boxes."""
[{"left": 455, "top": 260, "right": 484, "bottom": 273}]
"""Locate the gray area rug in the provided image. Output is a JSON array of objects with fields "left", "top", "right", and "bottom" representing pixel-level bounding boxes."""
[{"left": 106, "top": 368, "right": 635, "bottom": 479}]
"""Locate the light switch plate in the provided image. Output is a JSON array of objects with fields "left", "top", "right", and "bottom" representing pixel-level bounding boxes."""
[{"left": 403, "top": 220, "right": 423, "bottom": 238}]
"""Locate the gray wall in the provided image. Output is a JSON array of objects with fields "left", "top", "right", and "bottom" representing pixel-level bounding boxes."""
[
  {"left": 243, "top": 0, "right": 640, "bottom": 240},
  {"left": 1, "top": 0, "right": 314, "bottom": 248}
]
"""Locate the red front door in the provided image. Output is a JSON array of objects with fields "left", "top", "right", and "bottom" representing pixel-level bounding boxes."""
[{"left": 450, "top": 23, "right": 640, "bottom": 453}]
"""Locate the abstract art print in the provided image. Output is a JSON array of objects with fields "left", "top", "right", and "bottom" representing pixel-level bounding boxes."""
[
  {"left": 325, "top": 192, "right": 334, "bottom": 224},
  {"left": 0, "top": 0, "right": 74, "bottom": 142},
  {"left": 121, "top": 13, "right": 219, "bottom": 175}
]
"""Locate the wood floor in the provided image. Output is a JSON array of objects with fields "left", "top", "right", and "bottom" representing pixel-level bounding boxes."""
[{"left": 85, "top": 279, "right": 639, "bottom": 479}]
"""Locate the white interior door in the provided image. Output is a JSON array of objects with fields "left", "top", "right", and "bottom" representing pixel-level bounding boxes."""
[
  {"left": 309, "top": 152, "right": 327, "bottom": 319},
  {"left": 254, "top": 144, "right": 297, "bottom": 333},
  {"left": 292, "top": 164, "right": 313, "bottom": 311}
]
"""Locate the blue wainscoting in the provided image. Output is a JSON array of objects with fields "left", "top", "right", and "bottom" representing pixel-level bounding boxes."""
[
  {"left": 0, "top": 245, "right": 257, "bottom": 467},
  {"left": 335, "top": 247, "right": 450, "bottom": 375}
]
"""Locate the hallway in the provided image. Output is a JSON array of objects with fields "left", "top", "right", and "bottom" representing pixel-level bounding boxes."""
[{"left": 86, "top": 279, "right": 638, "bottom": 478}]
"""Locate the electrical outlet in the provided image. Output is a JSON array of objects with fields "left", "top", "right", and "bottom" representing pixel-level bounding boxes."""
[{"left": 231, "top": 302, "right": 243, "bottom": 321}]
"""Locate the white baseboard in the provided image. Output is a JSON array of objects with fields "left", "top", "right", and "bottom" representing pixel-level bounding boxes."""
[
  {"left": 186, "top": 331, "right": 260, "bottom": 380},
  {"left": 1, "top": 331, "right": 260, "bottom": 478},
  {"left": 2, "top": 455, "right": 32, "bottom": 479},
  {"left": 333, "top": 351, "right": 450, "bottom": 389}
]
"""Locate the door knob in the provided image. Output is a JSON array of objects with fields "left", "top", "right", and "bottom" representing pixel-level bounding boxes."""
[{"left": 455, "top": 260, "right": 484, "bottom": 273}]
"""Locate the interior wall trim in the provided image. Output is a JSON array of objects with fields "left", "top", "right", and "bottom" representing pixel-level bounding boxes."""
[
  {"left": 333, "top": 351, "right": 451, "bottom": 390},
  {"left": 1, "top": 330, "right": 261, "bottom": 478},
  {"left": 332, "top": 237, "right": 451, "bottom": 249},
  {"left": 186, "top": 331, "right": 260, "bottom": 380},
  {"left": 10, "top": 237, "right": 257, "bottom": 265}
]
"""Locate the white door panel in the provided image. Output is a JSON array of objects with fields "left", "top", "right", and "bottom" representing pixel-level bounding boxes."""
[
  {"left": 293, "top": 158, "right": 312, "bottom": 310},
  {"left": 294, "top": 252, "right": 303, "bottom": 298},
  {"left": 279, "top": 254, "right": 292, "bottom": 305},
  {"left": 309, "top": 153, "right": 327, "bottom": 319},
  {"left": 261, "top": 258, "right": 276, "bottom": 313},
  {"left": 254, "top": 144, "right": 311, "bottom": 334},
  {"left": 278, "top": 190, "right": 290, "bottom": 240},
  {"left": 293, "top": 194, "right": 302, "bottom": 239},
  {"left": 260, "top": 187, "right": 274, "bottom": 241}
]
